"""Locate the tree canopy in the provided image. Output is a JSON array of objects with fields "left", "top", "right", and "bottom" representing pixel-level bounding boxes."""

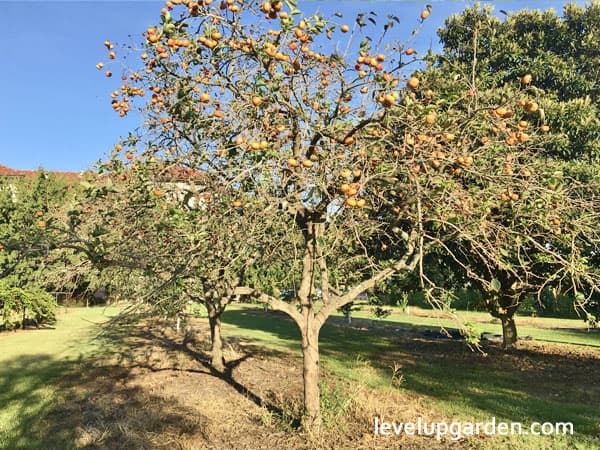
[{"left": 59, "top": 0, "right": 600, "bottom": 428}]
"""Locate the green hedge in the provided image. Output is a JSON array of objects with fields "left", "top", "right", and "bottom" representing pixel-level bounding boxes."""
[{"left": 0, "top": 282, "right": 57, "bottom": 330}]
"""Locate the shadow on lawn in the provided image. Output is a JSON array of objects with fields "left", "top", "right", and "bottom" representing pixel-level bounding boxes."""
[
  {"left": 0, "top": 354, "right": 209, "bottom": 450},
  {"left": 92, "top": 316, "right": 302, "bottom": 421},
  {"left": 0, "top": 314, "right": 300, "bottom": 450},
  {"left": 222, "top": 308, "right": 600, "bottom": 441},
  {"left": 0, "top": 355, "right": 71, "bottom": 450}
]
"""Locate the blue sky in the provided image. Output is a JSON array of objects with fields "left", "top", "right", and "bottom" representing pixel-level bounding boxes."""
[{"left": 0, "top": 0, "right": 588, "bottom": 171}]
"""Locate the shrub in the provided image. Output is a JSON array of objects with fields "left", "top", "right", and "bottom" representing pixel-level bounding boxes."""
[{"left": 0, "top": 281, "right": 57, "bottom": 330}]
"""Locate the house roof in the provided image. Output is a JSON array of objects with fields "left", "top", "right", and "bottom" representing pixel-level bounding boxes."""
[
  {"left": 158, "top": 165, "right": 205, "bottom": 182},
  {"left": 0, "top": 165, "right": 83, "bottom": 181},
  {"left": 1, "top": 164, "right": 205, "bottom": 185}
]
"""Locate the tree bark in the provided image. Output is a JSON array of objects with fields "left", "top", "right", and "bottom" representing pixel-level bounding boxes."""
[
  {"left": 501, "top": 315, "right": 518, "bottom": 350},
  {"left": 261, "top": 217, "right": 420, "bottom": 432},
  {"left": 301, "top": 324, "right": 321, "bottom": 431},
  {"left": 208, "top": 312, "right": 225, "bottom": 372}
]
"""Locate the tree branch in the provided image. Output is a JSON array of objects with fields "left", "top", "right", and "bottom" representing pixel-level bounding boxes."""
[
  {"left": 315, "top": 232, "right": 422, "bottom": 328},
  {"left": 233, "top": 286, "right": 303, "bottom": 324}
]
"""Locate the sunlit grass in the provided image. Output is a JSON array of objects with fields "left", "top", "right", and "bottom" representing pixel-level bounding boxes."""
[
  {"left": 1, "top": 304, "right": 598, "bottom": 449},
  {"left": 220, "top": 304, "right": 600, "bottom": 450},
  {"left": 342, "top": 306, "right": 600, "bottom": 348},
  {"left": 0, "top": 307, "right": 119, "bottom": 449}
]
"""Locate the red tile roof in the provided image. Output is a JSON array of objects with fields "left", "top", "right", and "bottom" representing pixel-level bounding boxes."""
[
  {"left": 158, "top": 165, "right": 205, "bottom": 182},
  {"left": 0, "top": 165, "right": 82, "bottom": 181},
  {"left": 1, "top": 164, "right": 205, "bottom": 184}
]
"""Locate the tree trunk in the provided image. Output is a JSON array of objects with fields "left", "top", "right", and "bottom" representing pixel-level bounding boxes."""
[
  {"left": 301, "top": 325, "right": 321, "bottom": 431},
  {"left": 501, "top": 315, "right": 518, "bottom": 350},
  {"left": 208, "top": 314, "right": 225, "bottom": 372}
]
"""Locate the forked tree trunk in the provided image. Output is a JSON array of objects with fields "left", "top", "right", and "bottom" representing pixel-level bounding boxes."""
[
  {"left": 301, "top": 325, "right": 321, "bottom": 430},
  {"left": 501, "top": 315, "right": 518, "bottom": 350},
  {"left": 208, "top": 313, "right": 225, "bottom": 372}
]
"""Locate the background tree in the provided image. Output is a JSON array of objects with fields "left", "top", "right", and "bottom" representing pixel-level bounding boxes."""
[
  {"left": 58, "top": 163, "right": 291, "bottom": 373},
  {"left": 0, "top": 172, "right": 66, "bottom": 283},
  {"left": 429, "top": 1, "right": 600, "bottom": 340},
  {"left": 0, "top": 171, "right": 77, "bottom": 328}
]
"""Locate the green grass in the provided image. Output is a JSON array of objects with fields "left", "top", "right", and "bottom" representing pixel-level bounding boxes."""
[
  {"left": 220, "top": 304, "right": 600, "bottom": 449},
  {"left": 1, "top": 304, "right": 598, "bottom": 449},
  {"left": 342, "top": 307, "right": 600, "bottom": 348},
  {"left": 0, "top": 306, "right": 120, "bottom": 449}
]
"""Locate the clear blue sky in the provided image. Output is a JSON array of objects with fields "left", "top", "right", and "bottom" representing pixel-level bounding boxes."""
[{"left": 0, "top": 0, "right": 587, "bottom": 171}]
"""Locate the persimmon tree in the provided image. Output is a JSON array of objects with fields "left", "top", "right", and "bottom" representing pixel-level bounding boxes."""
[
  {"left": 437, "top": 2, "right": 600, "bottom": 162},
  {"left": 426, "top": 2, "right": 600, "bottom": 343},
  {"left": 386, "top": 61, "right": 600, "bottom": 349},
  {"left": 95, "top": 0, "right": 600, "bottom": 427},
  {"left": 60, "top": 166, "right": 290, "bottom": 372}
]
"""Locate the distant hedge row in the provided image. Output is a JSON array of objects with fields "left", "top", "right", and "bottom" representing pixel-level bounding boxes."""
[{"left": 0, "top": 282, "right": 57, "bottom": 330}]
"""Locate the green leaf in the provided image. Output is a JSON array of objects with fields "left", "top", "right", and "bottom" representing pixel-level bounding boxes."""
[{"left": 490, "top": 278, "right": 501, "bottom": 292}]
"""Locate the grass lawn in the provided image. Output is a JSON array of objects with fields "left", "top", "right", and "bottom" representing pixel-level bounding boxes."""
[
  {"left": 220, "top": 304, "right": 600, "bottom": 449},
  {"left": 0, "top": 306, "right": 120, "bottom": 449},
  {"left": 1, "top": 303, "right": 598, "bottom": 449},
  {"left": 344, "top": 306, "right": 600, "bottom": 348}
]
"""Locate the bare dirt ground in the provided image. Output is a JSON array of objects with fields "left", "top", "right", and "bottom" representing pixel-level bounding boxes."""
[{"left": 36, "top": 313, "right": 599, "bottom": 450}]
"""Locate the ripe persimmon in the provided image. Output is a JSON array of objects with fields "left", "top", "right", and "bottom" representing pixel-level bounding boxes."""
[
  {"left": 525, "top": 101, "right": 539, "bottom": 112},
  {"left": 407, "top": 76, "right": 419, "bottom": 89}
]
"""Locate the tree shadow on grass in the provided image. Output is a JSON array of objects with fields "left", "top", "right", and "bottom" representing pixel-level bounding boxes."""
[
  {"left": 0, "top": 355, "right": 72, "bottom": 450},
  {"left": 398, "top": 339, "right": 600, "bottom": 441},
  {"left": 221, "top": 307, "right": 600, "bottom": 443},
  {"left": 84, "top": 316, "right": 302, "bottom": 426},
  {"left": 0, "top": 354, "right": 209, "bottom": 450},
  {"left": 0, "top": 313, "right": 302, "bottom": 450}
]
